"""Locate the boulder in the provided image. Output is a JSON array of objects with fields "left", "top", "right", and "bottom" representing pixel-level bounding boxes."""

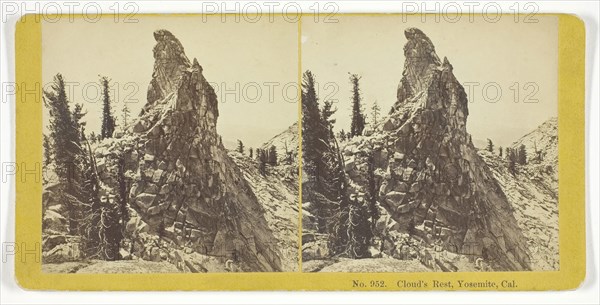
[
  {"left": 385, "top": 191, "right": 406, "bottom": 208},
  {"left": 42, "top": 210, "right": 67, "bottom": 232},
  {"left": 302, "top": 210, "right": 317, "bottom": 232},
  {"left": 42, "top": 234, "right": 67, "bottom": 251},
  {"left": 302, "top": 239, "right": 329, "bottom": 261},
  {"left": 43, "top": 243, "right": 81, "bottom": 263},
  {"left": 383, "top": 118, "right": 396, "bottom": 131},
  {"left": 135, "top": 193, "right": 156, "bottom": 210}
]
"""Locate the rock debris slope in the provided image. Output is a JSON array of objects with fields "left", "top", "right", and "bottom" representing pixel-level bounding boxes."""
[
  {"left": 480, "top": 117, "right": 559, "bottom": 270},
  {"left": 229, "top": 146, "right": 299, "bottom": 272},
  {"left": 343, "top": 28, "right": 531, "bottom": 271}
]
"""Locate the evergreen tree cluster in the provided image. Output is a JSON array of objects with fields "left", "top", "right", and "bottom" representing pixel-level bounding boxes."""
[
  {"left": 254, "top": 145, "right": 278, "bottom": 175},
  {"left": 505, "top": 144, "right": 528, "bottom": 174},
  {"left": 486, "top": 139, "right": 494, "bottom": 153},
  {"left": 349, "top": 73, "right": 366, "bottom": 138},
  {"left": 237, "top": 140, "right": 245, "bottom": 155},
  {"left": 282, "top": 140, "right": 296, "bottom": 165},
  {"left": 370, "top": 101, "right": 381, "bottom": 127},
  {"left": 100, "top": 77, "right": 116, "bottom": 139},
  {"left": 302, "top": 70, "right": 378, "bottom": 259},
  {"left": 43, "top": 73, "right": 128, "bottom": 261}
]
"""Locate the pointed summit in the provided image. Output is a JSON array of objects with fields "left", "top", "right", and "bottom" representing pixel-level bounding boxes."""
[
  {"left": 397, "top": 28, "right": 442, "bottom": 101},
  {"left": 403, "top": 28, "right": 441, "bottom": 65},
  {"left": 147, "top": 30, "right": 192, "bottom": 106},
  {"left": 392, "top": 28, "right": 468, "bottom": 130}
]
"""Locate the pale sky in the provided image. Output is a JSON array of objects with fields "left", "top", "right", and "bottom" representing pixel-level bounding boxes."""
[
  {"left": 42, "top": 15, "right": 298, "bottom": 149},
  {"left": 42, "top": 15, "right": 558, "bottom": 149},
  {"left": 302, "top": 15, "right": 558, "bottom": 147}
]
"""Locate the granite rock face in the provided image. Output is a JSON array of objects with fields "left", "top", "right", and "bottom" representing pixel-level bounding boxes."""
[
  {"left": 343, "top": 28, "right": 530, "bottom": 271},
  {"left": 99, "top": 30, "right": 283, "bottom": 272}
]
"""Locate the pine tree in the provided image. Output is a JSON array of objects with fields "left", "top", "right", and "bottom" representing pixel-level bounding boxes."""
[
  {"left": 72, "top": 103, "right": 87, "bottom": 136},
  {"left": 237, "top": 140, "right": 245, "bottom": 155},
  {"left": 322, "top": 100, "right": 337, "bottom": 126},
  {"left": 283, "top": 141, "right": 294, "bottom": 165},
  {"left": 338, "top": 129, "right": 347, "bottom": 142},
  {"left": 43, "top": 134, "right": 52, "bottom": 167},
  {"left": 486, "top": 139, "right": 494, "bottom": 153},
  {"left": 301, "top": 70, "right": 323, "bottom": 180},
  {"left": 507, "top": 148, "right": 517, "bottom": 174},
  {"left": 258, "top": 149, "right": 267, "bottom": 175},
  {"left": 265, "top": 149, "right": 270, "bottom": 165},
  {"left": 268, "top": 145, "right": 278, "bottom": 165},
  {"left": 44, "top": 73, "right": 84, "bottom": 235},
  {"left": 88, "top": 131, "right": 97, "bottom": 143},
  {"left": 302, "top": 70, "right": 336, "bottom": 233},
  {"left": 518, "top": 144, "right": 527, "bottom": 165},
  {"left": 498, "top": 146, "right": 503, "bottom": 157},
  {"left": 370, "top": 100, "right": 381, "bottom": 127},
  {"left": 349, "top": 73, "right": 365, "bottom": 137},
  {"left": 321, "top": 113, "right": 352, "bottom": 255},
  {"left": 100, "top": 77, "right": 116, "bottom": 139},
  {"left": 302, "top": 70, "right": 356, "bottom": 257},
  {"left": 533, "top": 141, "right": 543, "bottom": 161},
  {"left": 121, "top": 103, "right": 131, "bottom": 130},
  {"left": 249, "top": 148, "right": 253, "bottom": 159},
  {"left": 45, "top": 74, "right": 81, "bottom": 180}
]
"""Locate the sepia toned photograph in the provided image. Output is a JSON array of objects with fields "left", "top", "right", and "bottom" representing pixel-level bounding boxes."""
[
  {"left": 7, "top": 0, "right": 592, "bottom": 294},
  {"left": 40, "top": 16, "right": 299, "bottom": 273},
  {"left": 301, "top": 15, "right": 559, "bottom": 273}
]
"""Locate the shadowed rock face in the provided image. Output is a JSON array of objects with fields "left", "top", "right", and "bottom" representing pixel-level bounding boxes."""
[
  {"left": 344, "top": 28, "right": 530, "bottom": 271},
  {"left": 122, "top": 29, "right": 282, "bottom": 272}
]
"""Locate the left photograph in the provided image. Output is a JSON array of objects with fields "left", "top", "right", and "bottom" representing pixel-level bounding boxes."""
[{"left": 41, "top": 16, "right": 299, "bottom": 273}]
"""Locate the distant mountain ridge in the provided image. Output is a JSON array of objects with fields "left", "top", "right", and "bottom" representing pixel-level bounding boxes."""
[{"left": 261, "top": 122, "right": 299, "bottom": 158}]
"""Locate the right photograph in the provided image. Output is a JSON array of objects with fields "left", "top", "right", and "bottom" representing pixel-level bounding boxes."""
[{"left": 301, "top": 15, "right": 559, "bottom": 273}]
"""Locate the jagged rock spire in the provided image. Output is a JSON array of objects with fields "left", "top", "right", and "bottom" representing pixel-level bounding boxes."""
[
  {"left": 125, "top": 30, "right": 282, "bottom": 272},
  {"left": 346, "top": 28, "right": 530, "bottom": 271},
  {"left": 391, "top": 28, "right": 468, "bottom": 131},
  {"left": 147, "top": 29, "right": 191, "bottom": 106},
  {"left": 139, "top": 29, "right": 218, "bottom": 133}
]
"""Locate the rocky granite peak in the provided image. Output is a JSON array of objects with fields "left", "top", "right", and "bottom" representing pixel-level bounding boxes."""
[
  {"left": 343, "top": 28, "right": 530, "bottom": 271},
  {"left": 95, "top": 30, "right": 283, "bottom": 272},
  {"left": 392, "top": 28, "right": 468, "bottom": 132}
]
